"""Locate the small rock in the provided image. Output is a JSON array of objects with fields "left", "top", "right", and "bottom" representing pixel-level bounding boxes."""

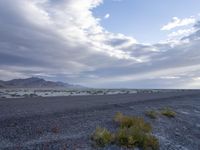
[
  {"left": 196, "top": 124, "right": 200, "bottom": 128},
  {"left": 175, "top": 131, "right": 180, "bottom": 136}
]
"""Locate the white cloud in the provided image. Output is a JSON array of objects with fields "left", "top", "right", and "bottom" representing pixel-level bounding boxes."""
[
  {"left": 87, "top": 63, "right": 200, "bottom": 88},
  {"left": 193, "top": 77, "right": 200, "bottom": 81},
  {"left": 112, "top": 0, "right": 123, "bottom": 2},
  {"left": 0, "top": 69, "right": 28, "bottom": 81},
  {"left": 161, "top": 17, "right": 196, "bottom": 31},
  {"left": 166, "top": 28, "right": 197, "bottom": 43},
  {"left": 168, "top": 28, "right": 196, "bottom": 38},
  {"left": 104, "top": 13, "right": 110, "bottom": 19},
  {"left": 160, "top": 76, "right": 180, "bottom": 79}
]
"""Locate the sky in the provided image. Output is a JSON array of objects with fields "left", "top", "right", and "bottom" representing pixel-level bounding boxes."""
[
  {"left": 0, "top": 0, "right": 200, "bottom": 88},
  {"left": 94, "top": 0, "right": 200, "bottom": 43}
]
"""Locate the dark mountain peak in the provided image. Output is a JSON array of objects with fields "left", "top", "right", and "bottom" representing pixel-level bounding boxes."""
[
  {"left": 24, "top": 77, "right": 45, "bottom": 82},
  {"left": 27, "top": 77, "right": 44, "bottom": 80},
  {"left": 0, "top": 77, "right": 85, "bottom": 89},
  {"left": 9, "top": 77, "right": 44, "bottom": 82}
]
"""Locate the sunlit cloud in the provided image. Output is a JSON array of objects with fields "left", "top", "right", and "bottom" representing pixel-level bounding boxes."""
[
  {"left": 161, "top": 16, "right": 196, "bottom": 31},
  {"left": 104, "top": 13, "right": 110, "bottom": 19}
]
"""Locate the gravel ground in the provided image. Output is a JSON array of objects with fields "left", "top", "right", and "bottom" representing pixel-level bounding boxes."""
[{"left": 0, "top": 91, "right": 200, "bottom": 150}]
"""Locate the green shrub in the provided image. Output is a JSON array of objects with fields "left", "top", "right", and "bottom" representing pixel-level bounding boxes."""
[
  {"left": 91, "top": 113, "right": 159, "bottom": 149},
  {"left": 115, "top": 127, "right": 159, "bottom": 149},
  {"left": 143, "top": 135, "right": 159, "bottom": 150},
  {"left": 161, "top": 108, "right": 176, "bottom": 118},
  {"left": 114, "top": 112, "right": 152, "bottom": 133},
  {"left": 114, "top": 112, "right": 124, "bottom": 124},
  {"left": 115, "top": 127, "right": 137, "bottom": 148},
  {"left": 145, "top": 110, "right": 157, "bottom": 119},
  {"left": 91, "top": 127, "right": 113, "bottom": 147}
]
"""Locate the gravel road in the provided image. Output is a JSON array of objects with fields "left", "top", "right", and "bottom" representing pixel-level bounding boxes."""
[{"left": 0, "top": 90, "right": 200, "bottom": 150}]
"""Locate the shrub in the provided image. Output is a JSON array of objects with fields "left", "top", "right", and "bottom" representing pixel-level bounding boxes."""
[
  {"left": 115, "top": 127, "right": 159, "bottom": 149},
  {"left": 115, "top": 127, "right": 137, "bottom": 148},
  {"left": 91, "top": 113, "right": 159, "bottom": 149},
  {"left": 161, "top": 108, "right": 176, "bottom": 118},
  {"left": 114, "top": 112, "right": 152, "bottom": 133},
  {"left": 143, "top": 135, "right": 159, "bottom": 150},
  {"left": 114, "top": 112, "right": 133, "bottom": 128},
  {"left": 145, "top": 110, "right": 157, "bottom": 119},
  {"left": 91, "top": 127, "right": 113, "bottom": 147},
  {"left": 114, "top": 112, "right": 124, "bottom": 124},
  {"left": 115, "top": 126, "right": 146, "bottom": 148}
]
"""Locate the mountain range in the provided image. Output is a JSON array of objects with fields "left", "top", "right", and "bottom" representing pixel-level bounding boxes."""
[{"left": 0, "top": 77, "right": 85, "bottom": 89}]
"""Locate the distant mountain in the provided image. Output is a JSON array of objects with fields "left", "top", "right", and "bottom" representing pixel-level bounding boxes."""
[{"left": 0, "top": 77, "right": 85, "bottom": 89}]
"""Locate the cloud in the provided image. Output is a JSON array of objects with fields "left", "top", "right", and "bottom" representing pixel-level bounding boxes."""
[
  {"left": 182, "top": 21, "right": 200, "bottom": 41},
  {"left": 0, "top": 0, "right": 200, "bottom": 88},
  {"left": 168, "top": 28, "right": 195, "bottom": 38},
  {"left": 160, "top": 76, "right": 180, "bottom": 79},
  {"left": 161, "top": 17, "right": 196, "bottom": 31},
  {"left": 104, "top": 13, "right": 110, "bottom": 19},
  {"left": 112, "top": 0, "right": 123, "bottom": 2},
  {"left": 0, "top": 0, "right": 139, "bottom": 79},
  {"left": 167, "top": 28, "right": 197, "bottom": 42}
]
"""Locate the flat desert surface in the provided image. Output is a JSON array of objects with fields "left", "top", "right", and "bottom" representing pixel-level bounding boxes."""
[{"left": 0, "top": 90, "right": 200, "bottom": 150}]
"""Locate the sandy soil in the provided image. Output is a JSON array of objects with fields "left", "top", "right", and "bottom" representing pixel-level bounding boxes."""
[{"left": 0, "top": 90, "right": 200, "bottom": 150}]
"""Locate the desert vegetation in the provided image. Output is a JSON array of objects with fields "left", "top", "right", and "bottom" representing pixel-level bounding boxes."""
[
  {"left": 91, "top": 112, "right": 159, "bottom": 149},
  {"left": 145, "top": 110, "right": 158, "bottom": 119},
  {"left": 145, "top": 108, "right": 176, "bottom": 119},
  {"left": 161, "top": 107, "right": 176, "bottom": 118},
  {"left": 91, "top": 127, "right": 114, "bottom": 147}
]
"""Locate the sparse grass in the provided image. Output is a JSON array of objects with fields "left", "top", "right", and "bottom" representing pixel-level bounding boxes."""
[
  {"left": 143, "top": 135, "right": 159, "bottom": 150},
  {"left": 115, "top": 127, "right": 159, "bottom": 149},
  {"left": 115, "top": 127, "right": 138, "bottom": 148},
  {"left": 91, "top": 113, "right": 159, "bottom": 149},
  {"left": 161, "top": 108, "right": 176, "bottom": 118},
  {"left": 114, "top": 112, "right": 152, "bottom": 132},
  {"left": 145, "top": 110, "right": 158, "bottom": 119},
  {"left": 91, "top": 127, "right": 113, "bottom": 147},
  {"left": 114, "top": 113, "right": 158, "bottom": 149}
]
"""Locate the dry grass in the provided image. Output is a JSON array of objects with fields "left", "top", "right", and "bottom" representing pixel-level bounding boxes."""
[
  {"left": 143, "top": 135, "right": 159, "bottom": 150},
  {"left": 91, "top": 127, "right": 113, "bottom": 147},
  {"left": 115, "top": 127, "right": 138, "bottom": 148},
  {"left": 145, "top": 110, "right": 158, "bottom": 119},
  {"left": 161, "top": 108, "right": 176, "bottom": 118},
  {"left": 115, "top": 127, "right": 159, "bottom": 149},
  {"left": 114, "top": 112, "right": 158, "bottom": 149},
  {"left": 91, "top": 112, "right": 159, "bottom": 149},
  {"left": 114, "top": 112, "right": 152, "bottom": 132}
]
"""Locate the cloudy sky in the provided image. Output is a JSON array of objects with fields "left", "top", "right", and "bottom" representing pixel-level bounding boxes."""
[{"left": 0, "top": 0, "right": 200, "bottom": 88}]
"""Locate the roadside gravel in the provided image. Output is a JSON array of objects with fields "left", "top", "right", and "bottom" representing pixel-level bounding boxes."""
[{"left": 0, "top": 91, "right": 200, "bottom": 150}]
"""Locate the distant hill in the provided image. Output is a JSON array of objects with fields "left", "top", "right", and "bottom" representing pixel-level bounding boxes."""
[{"left": 0, "top": 77, "right": 85, "bottom": 89}]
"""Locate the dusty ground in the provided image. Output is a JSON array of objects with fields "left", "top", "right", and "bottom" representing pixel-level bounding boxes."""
[{"left": 0, "top": 91, "right": 200, "bottom": 150}]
